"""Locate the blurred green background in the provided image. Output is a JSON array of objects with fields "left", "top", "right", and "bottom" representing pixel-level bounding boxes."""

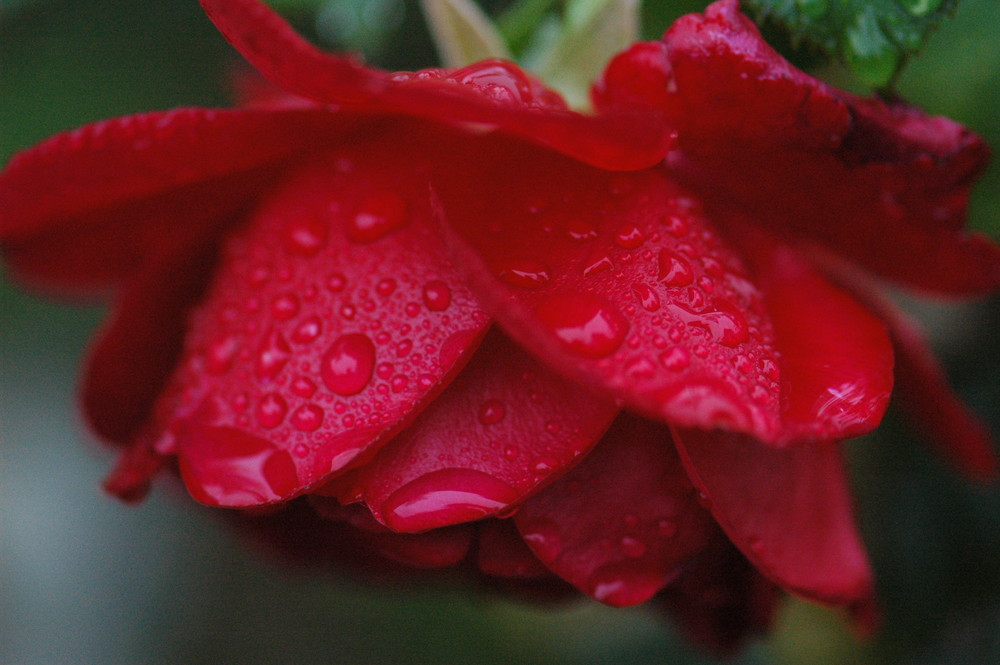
[{"left": 1, "top": 1, "right": 998, "bottom": 663}]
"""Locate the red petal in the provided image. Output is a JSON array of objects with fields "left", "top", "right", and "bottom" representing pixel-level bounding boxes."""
[
  {"left": 655, "top": 537, "right": 779, "bottom": 656},
  {"left": 476, "top": 519, "right": 551, "bottom": 579},
  {"left": 325, "top": 330, "right": 618, "bottom": 532},
  {"left": 82, "top": 243, "right": 218, "bottom": 445},
  {"left": 673, "top": 427, "right": 875, "bottom": 610},
  {"left": 164, "top": 137, "right": 489, "bottom": 507},
  {"left": 198, "top": 0, "right": 673, "bottom": 170},
  {"left": 664, "top": 0, "right": 999, "bottom": 295},
  {"left": 514, "top": 414, "right": 716, "bottom": 607},
  {"left": 837, "top": 276, "right": 999, "bottom": 481},
  {"left": 0, "top": 107, "right": 350, "bottom": 293},
  {"left": 430, "top": 138, "right": 788, "bottom": 442},
  {"left": 310, "top": 498, "right": 474, "bottom": 568},
  {"left": 738, "top": 233, "right": 894, "bottom": 444}
]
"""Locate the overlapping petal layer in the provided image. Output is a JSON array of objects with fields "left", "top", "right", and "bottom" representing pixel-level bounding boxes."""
[
  {"left": 673, "top": 428, "right": 874, "bottom": 610},
  {"left": 0, "top": 108, "right": 351, "bottom": 292},
  {"left": 327, "top": 330, "right": 618, "bottom": 532},
  {"left": 663, "top": 0, "right": 999, "bottom": 295},
  {"left": 157, "top": 134, "right": 490, "bottom": 506},
  {"left": 198, "top": 0, "right": 673, "bottom": 170},
  {"left": 515, "top": 415, "right": 716, "bottom": 607}
]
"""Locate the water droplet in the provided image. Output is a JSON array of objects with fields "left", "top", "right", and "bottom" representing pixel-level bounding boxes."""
[
  {"left": 256, "top": 332, "right": 291, "bottom": 380},
  {"left": 205, "top": 336, "right": 238, "bottom": 375},
  {"left": 292, "top": 443, "right": 310, "bottom": 458},
  {"left": 290, "top": 376, "right": 317, "bottom": 398},
  {"left": 657, "top": 519, "right": 677, "bottom": 537},
  {"left": 662, "top": 214, "right": 689, "bottom": 238},
  {"left": 347, "top": 190, "right": 408, "bottom": 243},
  {"left": 732, "top": 353, "right": 753, "bottom": 374},
  {"left": 535, "top": 294, "right": 629, "bottom": 358},
  {"left": 320, "top": 333, "right": 376, "bottom": 396},
  {"left": 614, "top": 223, "right": 645, "bottom": 249},
  {"left": 270, "top": 293, "right": 300, "bottom": 320},
  {"left": 375, "top": 278, "right": 397, "bottom": 297},
  {"left": 668, "top": 301, "right": 749, "bottom": 348},
  {"left": 565, "top": 219, "right": 598, "bottom": 241},
  {"left": 544, "top": 421, "right": 560, "bottom": 435},
  {"left": 659, "top": 346, "right": 691, "bottom": 371},
  {"left": 520, "top": 518, "right": 563, "bottom": 563},
  {"left": 503, "top": 446, "right": 519, "bottom": 461},
  {"left": 619, "top": 536, "right": 647, "bottom": 558},
  {"left": 582, "top": 253, "right": 613, "bottom": 276},
  {"left": 632, "top": 283, "right": 660, "bottom": 312},
  {"left": 290, "top": 403, "right": 324, "bottom": 431},
  {"left": 496, "top": 260, "right": 551, "bottom": 290},
  {"left": 478, "top": 399, "right": 506, "bottom": 425},
  {"left": 381, "top": 468, "right": 521, "bottom": 531},
  {"left": 404, "top": 302, "right": 421, "bottom": 318},
  {"left": 532, "top": 457, "right": 558, "bottom": 474},
  {"left": 422, "top": 280, "right": 452, "bottom": 311},
  {"left": 375, "top": 362, "right": 394, "bottom": 380},
  {"left": 327, "top": 273, "right": 347, "bottom": 292},
  {"left": 255, "top": 392, "right": 288, "bottom": 428},
  {"left": 396, "top": 339, "right": 413, "bottom": 357},
  {"left": 390, "top": 375, "right": 409, "bottom": 392},
  {"left": 291, "top": 316, "right": 322, "bottom": 344},
  {"left": 588, "top": 562, "right": 663, "bottom": 607},
  {"left": 658, "top": 249, "right": 694, "bottom": 286},
  {"left": 625, "top": 356, "right": 657, "bottom": 379},
  {"left": 285, "top": 216, "right": 327, "bottom": 256}
]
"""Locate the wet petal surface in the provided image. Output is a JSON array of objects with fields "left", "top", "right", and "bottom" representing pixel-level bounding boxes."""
[
  {"left": 515, "top": 414, "right": 716, "bottom": 607},
  {"left": 663, "top": 0, "right": 999, "bottom": 295},
  {"left": 430, "top": 137, "right": 789, "bottom": 442},
  {"left": 673, "top": 427, "right": 875, "bottom": 609},
  {"left": 162, "top": 134, "right": 489, "bottom": 507},
  {"left": 326, "top": 330, "right": 618, "bottom": 532}
]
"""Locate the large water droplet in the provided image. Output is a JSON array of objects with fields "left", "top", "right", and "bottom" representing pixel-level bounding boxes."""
[
  {"left": 588, "top": 562, "right": 664, "bottom": 607},
  {"left": 291, "top": 316, "right": 322, "bottom": 344},
  {"left": 256, "top": 332, "right": 291, "bottom": 380},
  {"left": 381, "top": 468, "right": 521, "bottom": 532},
  {"left": 519, "top": 518, "right": 563, "bottom": 564},
  {"left": 658, "top": 249, "right": 694, "bottom": 286},
  {"left": 346, "top": 190, "right": 408, "bottom": 243},
  {"left": 290, "top": 403, "right": 324, "bottom": 431},
  {"left": 535, "top": 294, "right": 629, "bottom": 358},
  {"left": 285, "top": 216, "right": 327, "bottom": 256},
  {"left": 478, "top": 399, "right": 506, "bottom": 425},
  {"left": 321, "top": 333, "right": 376, "bottom": 396},
  {"left": 632, "top": 283, "right": 660, "bottom": 312},
  {"left": 255, "top": 392, "right": 288, "bottom": 429},
  {"left": 614, "top": 223, "right": 646, "bottom": 249},
  {"left": 422, "top": 280, "right": 452, "bottom": 311},
  {"left": 496, "top": 260, "right": 551, "bottom": 289}
]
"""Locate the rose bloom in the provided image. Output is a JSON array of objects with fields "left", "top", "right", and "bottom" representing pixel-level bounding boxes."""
[{"left": 2, "top": 0, "right": 998, "bottom": 653}]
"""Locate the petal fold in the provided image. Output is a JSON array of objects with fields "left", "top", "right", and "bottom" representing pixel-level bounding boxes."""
[
  {"left": 199, "top": 0, "right": 673, "bottom": 170},
  {"left": 664, "top": 0, "right": 999, "bottom": 295},
  {"left": 327, "top": 329, "right": 618, "bottom": 532},
  {"left": 673, "top": 427, "right": 875, "bottom": 610},
  {"left": 515, "top": 414, "right": 716, "bottom": 607}
]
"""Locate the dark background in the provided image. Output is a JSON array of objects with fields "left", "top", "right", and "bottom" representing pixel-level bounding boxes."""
[{"left": 2, "top": 1, "right": 998, "bottom": 663}]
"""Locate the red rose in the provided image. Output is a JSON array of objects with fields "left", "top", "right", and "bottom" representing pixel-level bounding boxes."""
[{"left": 2, "top": 0, "right": 996, "bottom": 653}]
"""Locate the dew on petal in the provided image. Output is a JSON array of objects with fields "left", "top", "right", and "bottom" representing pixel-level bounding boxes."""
[
  {"left": 255, "top": 332, "right": 291, "bottom": 380},
  {"left": 614, "top": 223, "right": 646, "bottom": 249},
  {"left": 255, "top": 392, "right": 288, "bottom": 429},
  {"left": 519, "top": 518, "right": 563, "bottom": 564},
  {"left": 290, "top": 376, "right": 317, "bottom": 398},
  {"left": 658, "top": 249, "right": 695, "bottom": 286},
  {"left": 565, "top": 219, "right": 599, "bottom": 241},
  {"left": 291, "top": 315, "right": 322, "bottom": 344},
  {"left": 632, "top": 283, "right": 661, "bottom": 312},
  {"left": 346, "top": 190, "right": 408, "bottom": 243},
  {"left": 320, "top": 333, "right": 376, "bottom": 396},
  {"left": 284, "top": 216, "right": 327, "bottom": 256},
  {"left": 496, "top": 260, "right": 552, "bottom": 290},
  {"left": 478, "top": 399, "right": 506, "bottom": 425},
  {"left": 422, "top": 280, "right": 452, "bottom": 311},
  {"left": 270, "top": 293, "right": 300, "bottom": 320},
  {"left": 535, "top": 294, "right": 629, "bottom": 358},
  {"left": 290, "top": 403, "right": 324, "bottom": 432},
  {"left": 375, "top": 278, "right": 398, "bottom": 296},
  {"left": 381, "top": 468, "right": 521, "bottom": 532}
]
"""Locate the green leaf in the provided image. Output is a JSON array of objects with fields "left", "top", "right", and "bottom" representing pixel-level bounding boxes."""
[
  {"left": 420, "top": 0, "right": 511, "bottom": 67},
  {"left": 533, "top": 0, "right": 640, "bottom": 109},
  {"left": 745, "top": 0, "right": 963, "bottom": 87}
]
